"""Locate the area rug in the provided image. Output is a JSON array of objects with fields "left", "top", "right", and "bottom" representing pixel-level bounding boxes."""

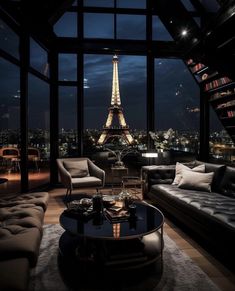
[{"left": 28, "top": 224, "right": 220, "bottom": 291}]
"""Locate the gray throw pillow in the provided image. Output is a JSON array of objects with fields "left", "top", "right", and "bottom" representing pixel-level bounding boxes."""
[
  {"left": 172, "top": 162, "right": 205, "bottom": 185},
  {"left": 63, "top": 160, "right": 89, "bottom": 178},
  {"left": 178, "top": 170, "right": 214, "bottom": 192}
]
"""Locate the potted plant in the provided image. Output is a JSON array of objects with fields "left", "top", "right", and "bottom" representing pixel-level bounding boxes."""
[{"left": 105, "top": 147, "right": 136, "bottom": 167}]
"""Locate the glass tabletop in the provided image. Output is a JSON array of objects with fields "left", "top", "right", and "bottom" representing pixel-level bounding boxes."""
[{"left": 60, "top": 202, "right": 164, "bottom": 240}]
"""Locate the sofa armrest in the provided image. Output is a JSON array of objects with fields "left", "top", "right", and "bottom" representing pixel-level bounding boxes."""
[{"left": 142, "top": 165, "right": 175, "bottom": 196}]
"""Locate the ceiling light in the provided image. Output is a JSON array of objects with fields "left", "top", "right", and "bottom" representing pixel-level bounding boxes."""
[{"left": 181, "top": 29, "right": 188, "bottom": 37}]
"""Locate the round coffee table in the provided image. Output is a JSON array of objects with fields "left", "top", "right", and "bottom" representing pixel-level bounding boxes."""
[{"left": 59, "top": 202, "right": 164, "bottom": 270}]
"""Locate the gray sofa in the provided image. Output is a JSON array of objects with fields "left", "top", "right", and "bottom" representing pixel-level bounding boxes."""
[
  {"left": 0, "top": 192, "right": 49, "bottom": 291},
  {"left": 144, "top": 161, "right": 235, "bottom": 264}
]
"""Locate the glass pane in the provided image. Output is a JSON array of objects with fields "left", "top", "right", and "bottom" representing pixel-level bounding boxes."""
[
  {"left": 181, "top": 0, "right": 196, "bottom": 11},
  {"left": 117, "top": 0, "right": 146, "bottom": 9},
  {"left": 152, "top": 16, "right": 174, "bottom": 41},
  {"left": 84, "top": 13, "right": 114, "bottom": 38},
  {"left": 84, "top": 54, "right": 147, "bottom": 184},
  {"left": 154, "top": 59, "right": 200, "bottom": 162},
  {"left": 117, "top": 15, "right": 146, "bottom": 40},
  {"left": 0, "top": 18, "right": 19, "bottom": 59},
  {"left": 59, "top": 54, "right": 77, "bottom": 81},
  {"left": 28, "top": 75, "right": 50, "bottom": 189},
  {"left": 194, "top": 17, "right": 201, "bottom": 27},
  {"left": 199, "top": 0, "right": 220, "bottom": 13},
  {"left": 0, "top": 57, "right": 20, "bottom": 195},
  {"left": 84, "top": 0, "right": 114, "bottom": 7},
  {"left": 54, "top": 12, "right": 77, "bottom": 37},
  {"left": 209, "top": 107, "right": 234, "bottom": 164},
  {"left": 59, "top": 86, "right": 78, "bottom": 157},
  {"left": 30, "top": 38, "right": 49, "bottom": 77}
]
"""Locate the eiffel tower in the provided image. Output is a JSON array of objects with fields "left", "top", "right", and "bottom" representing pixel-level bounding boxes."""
[{"left": 98, "top": 55, "right": 134, "bottom": 145}]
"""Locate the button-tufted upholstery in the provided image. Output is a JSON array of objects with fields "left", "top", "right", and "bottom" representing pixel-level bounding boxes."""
[
  {"left": 150, "top": 184, "right": 235, "bottom": 229},
  {"left": 0, "top": 192, "right": 49, "bottom": 291},
  {"left": 0, "top": 192, "right": 49, "bottom": 211},
  {"left": 145, "top": 162, "right": 235, "bottom": 263}
]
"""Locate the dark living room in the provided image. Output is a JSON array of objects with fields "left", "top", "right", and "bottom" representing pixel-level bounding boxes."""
[{"left": 0, "top": 0, "right": 235, "bottom": 290}]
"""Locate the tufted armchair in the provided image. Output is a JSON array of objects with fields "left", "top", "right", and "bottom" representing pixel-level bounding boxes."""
[{"left": 56, "top": 157, "right": 105, "bottom": 200}]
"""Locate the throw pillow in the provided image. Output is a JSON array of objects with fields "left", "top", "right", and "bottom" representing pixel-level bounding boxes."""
[
  {"left": 63, "top": 160, "right": 89, "bottom": 178},
  {"left": 172, "top": 162, "right": 205, "bottom": 185},
  {"left": 178, "top": 170, "right": 214, "bottom": 192}
]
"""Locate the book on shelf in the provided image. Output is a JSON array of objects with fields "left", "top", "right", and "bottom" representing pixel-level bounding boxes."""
[
  {"left": 215, "top": 100, "right": 235, "bottom": 110},
  {"left": 191, "top": 63, "right": 206, "bottom": 73},
  {"left": 209, "top": 89, "right": 235, "bottom": 101},
  {"left": 227, "top": 110, "right": 235, "bottom": 117},
  {"left": 186, "top": 59, "right": 194, "bottom": 65},
  {"left": 204, "top": 77, "right": 232, "bottom": 91}
]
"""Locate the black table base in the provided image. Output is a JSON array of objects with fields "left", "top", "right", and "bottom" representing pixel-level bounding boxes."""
[
  {"left": 59, "top": 230, "right": 163, "bottom": 271},
  {"left": 58, "top": 231, "right": 163, "bottom": 290}
]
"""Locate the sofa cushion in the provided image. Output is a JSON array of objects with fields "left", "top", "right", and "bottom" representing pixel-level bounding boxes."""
[
  {"left": 172, "top": 162, "right": 205, "bottom": 185},
  {"left": 150, "top": 184, "right": 235, "bottom": 229},
  {"left": 178, "top": 170, "right": 214, "bottom": 192},
  {"left": 0, "top": 205, "right": 44, "bottom": 231},
  {"left": 195, "top": 161, "right": 226, "bottom": 192},
  {"left": 64, "top": 160, "right": 89, "bottom": 178},
  {"left": 0, "top": 258, "right": 29, "bottom": 291},
  {"left": 0, "top": 192, "right": 49, "bottom": 211},
  {"left": 0, "top": 227, "right": 41, "bottom": 266},
  {"left": 219, "top": 166, "right": 235, "bottom": 198},
  {"left": 71, "top": 176, "right": 102, "bottom": 187},
  {"left": 147, "top": 165, "right": 176, "bottom": 186}
]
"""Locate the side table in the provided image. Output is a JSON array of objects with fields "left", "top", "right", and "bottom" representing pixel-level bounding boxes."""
[
  {"left": 121, "top": 176, "right": 143, "bottom": 200},
  {"left": 111, "top": 166, "right": 128, "bottom": 193}
]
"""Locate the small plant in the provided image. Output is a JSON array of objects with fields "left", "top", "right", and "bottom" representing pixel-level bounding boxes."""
[{"left": 105, "top": 147, "right": 137, "bottom": 167}]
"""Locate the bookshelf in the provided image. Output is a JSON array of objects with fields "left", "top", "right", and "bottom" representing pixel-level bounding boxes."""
[{"left": 186, "top": 58, "right": 235, "bottom": 141}]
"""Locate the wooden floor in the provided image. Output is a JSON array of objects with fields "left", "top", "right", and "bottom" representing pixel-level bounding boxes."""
[{"left": 45, "top": 187, "right": 235, "bottom": 291}]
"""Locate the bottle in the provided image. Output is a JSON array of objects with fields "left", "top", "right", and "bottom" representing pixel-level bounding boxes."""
[{"left": 92, "top": 193, "right": 103, "bottom": 213}]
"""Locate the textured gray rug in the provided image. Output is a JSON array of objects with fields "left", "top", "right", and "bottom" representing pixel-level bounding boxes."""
[{"left": 29, "top": 224, "right": 220, "bottom": 291}]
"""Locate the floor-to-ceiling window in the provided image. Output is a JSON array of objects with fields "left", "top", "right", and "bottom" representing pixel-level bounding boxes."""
[
  {"left": 28, "top": 74, "right": 50, "bottom": 189},
  {"left": 58, "top": 53, "right": 78, "bottom": 157},
  {"left": 84, "top": 54, "right": 147, "bottom": 181},
  {"left": 59, "top": 86, "right": 78, "bottom": 157},
  {"left": 0, "top": 58, "right": 20, "bottom": 194},
  {"left": 0, "top": 18, "right": 20, "bottom": 194},
  {"left": 28, "top": 39, "right": 50, "bottom": 189},
  {"left": 209, "top": 107, "right": 235, "bottom": 164},
  {"left": 154, "top": 58, "right": 200, "bottom": 163}
]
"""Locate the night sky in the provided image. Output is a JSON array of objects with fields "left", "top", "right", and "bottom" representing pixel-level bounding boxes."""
[{"left": 0, "top": 6, "right": 223, "bottom": 132}]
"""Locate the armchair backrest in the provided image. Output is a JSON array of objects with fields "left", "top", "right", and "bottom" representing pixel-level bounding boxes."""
[
  {"left": 56, "top": 157, "right": 105, "bottom": 188},
  {"left": 57, "top": 157, "right": 90, "bottom": 178}
]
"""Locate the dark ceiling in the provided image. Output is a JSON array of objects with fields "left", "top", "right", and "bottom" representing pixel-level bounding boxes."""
[{"left": 0, "top": 0, "right": 235, "bottom": 77}]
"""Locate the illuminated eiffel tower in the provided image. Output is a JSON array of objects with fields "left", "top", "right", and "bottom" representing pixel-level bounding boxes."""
[{"left": 98, "top": 55, "right": 134, "bottom": 145}]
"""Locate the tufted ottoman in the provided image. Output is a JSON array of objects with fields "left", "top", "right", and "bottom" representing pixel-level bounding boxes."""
[{"left": 0, "top": 192, "right": 49, "bottom": 291}]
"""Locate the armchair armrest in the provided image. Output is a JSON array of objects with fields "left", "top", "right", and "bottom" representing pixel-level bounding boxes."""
[
  {"left": 142, "top": 165, "right": 175, "bottom": 196},
  {"left": 88, "top": 159, "right": 105, "bottom": 187},
  {"left": 56, "top": 159, "right": 72, "bottom": 190}
]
